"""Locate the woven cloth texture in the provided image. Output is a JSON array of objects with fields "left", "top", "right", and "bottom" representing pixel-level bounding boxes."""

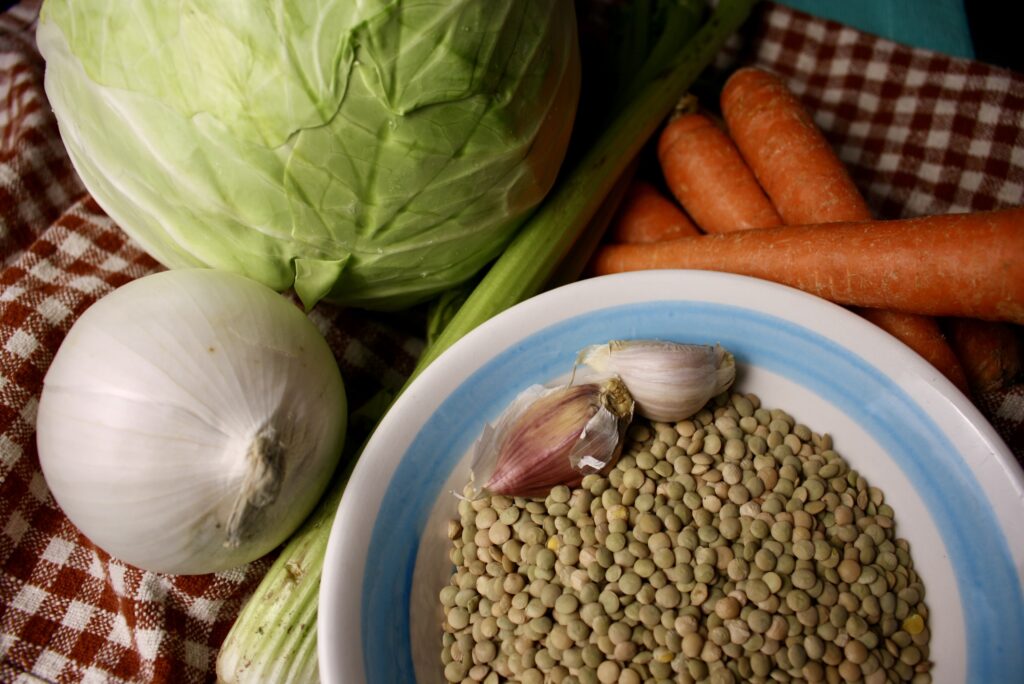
[{"left": 1, "top": 2, "right": 1021, "bottom": 682}]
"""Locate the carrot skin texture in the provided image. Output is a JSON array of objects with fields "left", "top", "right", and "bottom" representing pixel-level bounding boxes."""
[
  {"left": 721, "top": 66, "right": 872, "bottom": 224},
  {"left": 721, "top": 67, "right": 969, "bottom": 387},
  {"left": 657, "top": 113, "right": 783, "bottom": 233},
  {"left": 858, "top": 309, "right": 968, "bottom": 392},
  {"left": 856, "top": 308, "right": 969, "bottom": 393},
  {"left": 591, "top": 208, "right": 1024, "bottom": 323},
  {"left": 610, "top": 179, "right": 700, "bottom": 243},
  {"left": 947, "top": 318, "right": 1023, "bottom": 394}
]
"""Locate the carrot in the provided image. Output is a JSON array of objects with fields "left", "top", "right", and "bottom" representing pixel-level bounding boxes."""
[
  {"left": 609, "top": 179, "right": 701, "bottom": 244},
  {"left": 657, "top": 112, "right": 783, "bottom": 233},
  {"left": 856, "top": 308, "right": 969, "bottom": 393},
  {"left": 719, "top": 66, "right": 971, "bottom": 387},
  {"left": 946, "top": 318, "right": 1023, "bottom": 394},
  {"left": 720, "top": 66, "right": 871, "bottom": 225},
  {"left": 591, "top": 207, "right": 1024, "bottom": 323}
]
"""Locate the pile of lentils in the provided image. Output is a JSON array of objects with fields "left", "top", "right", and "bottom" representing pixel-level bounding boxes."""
[{"left": 440, "top": 391, "right": 932, "bottom": 683}]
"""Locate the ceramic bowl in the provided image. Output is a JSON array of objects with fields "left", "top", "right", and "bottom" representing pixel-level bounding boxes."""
[{"left": 319, "top": 270, "right": 1024, "bottom": 683}]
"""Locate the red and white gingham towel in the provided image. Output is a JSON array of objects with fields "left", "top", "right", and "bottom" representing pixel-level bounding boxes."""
[{"left": 1, "top": 2, "right": 1022, "bottom": 682}]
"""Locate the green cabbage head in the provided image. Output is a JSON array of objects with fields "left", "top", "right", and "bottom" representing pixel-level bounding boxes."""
[{"left": 37, "top": 1, "right": 580, "bottom": 309}]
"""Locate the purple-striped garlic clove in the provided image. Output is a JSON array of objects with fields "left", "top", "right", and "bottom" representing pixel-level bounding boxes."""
[{"left": 470, "top": 377, "right": 634, "bottom": 498}]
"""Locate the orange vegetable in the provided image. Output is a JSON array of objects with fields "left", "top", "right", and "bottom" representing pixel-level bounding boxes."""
[
  {"left": 657, "top": 112, "right": 782, "bottom": 233},
  {"left": 947, "top": 318, "right": 1023, "bottom": 394},
  {"left": 856, "top": 308, "right": 969, "bottom": 393},
  {"left": 609, "top": 179, "right": 700, "bottom": 244},
  {"left": 720, "top": 66, "right": 968, "bottom": 387},
  {"left": 720, "top": 66, "right": 871, "bottom": 225},
  {"left": 591, "top": 208, "right": 1024, "bottom": 323}
]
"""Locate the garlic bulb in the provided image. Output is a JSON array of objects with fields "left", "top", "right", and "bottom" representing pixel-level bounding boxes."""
[
  {"left": 35, "top": 269, "right": 346, "bottom": 575},
  {"left": 577, "top": 340, "right": 735, "bottom": 422},
  {"left": 469, "top": 378, "right": 634, "bottom": 498}
]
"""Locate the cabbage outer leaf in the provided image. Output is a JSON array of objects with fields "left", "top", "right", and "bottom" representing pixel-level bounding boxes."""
[{"left": 38, "top": 0, "right": 580, "bottom": 308}]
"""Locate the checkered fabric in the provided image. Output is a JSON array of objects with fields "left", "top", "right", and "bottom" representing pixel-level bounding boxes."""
[
  {"left": 743, "top": 7, "right": 1024, "bottom": 220},
  {"left": 0, "top": 1, "right": 1021, "bottom": 682}
]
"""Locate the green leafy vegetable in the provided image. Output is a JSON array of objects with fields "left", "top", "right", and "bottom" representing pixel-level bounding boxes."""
[{"left": 36, "top": 0, "right": 580, "bottom": 309}]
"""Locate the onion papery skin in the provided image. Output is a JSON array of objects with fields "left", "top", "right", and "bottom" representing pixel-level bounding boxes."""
[{"left": 35, "top": 269, "right": 346, "bottom": 575}]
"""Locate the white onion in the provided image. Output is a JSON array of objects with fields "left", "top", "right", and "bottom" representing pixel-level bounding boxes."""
[{"left": 36, "top": 269, "right": 346, "bottom": 575}]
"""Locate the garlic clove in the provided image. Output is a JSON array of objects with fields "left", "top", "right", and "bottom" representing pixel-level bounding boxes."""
[
  {"left": 577, "top": 339, "right": 735, "bottom": 422},
  {"left": 468, "top": 377, "right": 634, "bottom": 498}
]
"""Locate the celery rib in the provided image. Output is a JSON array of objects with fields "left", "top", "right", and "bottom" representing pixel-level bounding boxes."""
[{"left": 412, "top": 0, "right": 759, "bottom": 375}]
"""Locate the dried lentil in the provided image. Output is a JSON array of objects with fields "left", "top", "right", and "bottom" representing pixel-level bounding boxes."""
[{"left": 440, "top": 391, "right": 931, "bottom": 683}]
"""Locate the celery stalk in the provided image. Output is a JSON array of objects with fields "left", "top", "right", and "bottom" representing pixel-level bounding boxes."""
[
  {"left": 215, "top": 475, "right": 341, "bottom": 683},
  {"left": 215, "top": 1, "right": 758, "bottom": 681},
  {"left": 543, "top": 157, "right": 639, "bottom": 291},
  {"left": 411, "top": 0, "right": 758, "bottom": 375}
]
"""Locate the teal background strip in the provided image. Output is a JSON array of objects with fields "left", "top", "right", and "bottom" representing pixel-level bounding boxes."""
[{"left": 777, "top": 0, "right": 975, "bottom": 58}]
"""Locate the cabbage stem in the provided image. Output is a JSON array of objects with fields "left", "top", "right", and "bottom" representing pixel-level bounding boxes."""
[{"left": 215, "top": 1, "right": 759, "bottom": 681}]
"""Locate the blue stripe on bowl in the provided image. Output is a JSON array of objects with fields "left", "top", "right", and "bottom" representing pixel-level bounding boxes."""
[{"left": 361, "top": 301, "right": 1024, "bottom": 682}]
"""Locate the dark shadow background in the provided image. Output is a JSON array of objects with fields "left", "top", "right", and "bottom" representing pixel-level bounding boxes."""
[{"left": 964, "top": 0, "right": 1021, "bottom": 73}]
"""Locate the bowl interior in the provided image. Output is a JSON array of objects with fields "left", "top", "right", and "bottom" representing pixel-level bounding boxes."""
[{"left": 319, "top": 271, "right": 1024, "bottom": 684}]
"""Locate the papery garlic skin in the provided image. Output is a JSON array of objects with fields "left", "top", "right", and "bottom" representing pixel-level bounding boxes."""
[
  {"left": 472, "top": 377, "right": 633, "bottom": 498},
  {"left": 578, "top": 340, "right": 735, "bottom": 422},
  {"left": 35, "top": 269, "right": 346, "bottom": 575}
]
